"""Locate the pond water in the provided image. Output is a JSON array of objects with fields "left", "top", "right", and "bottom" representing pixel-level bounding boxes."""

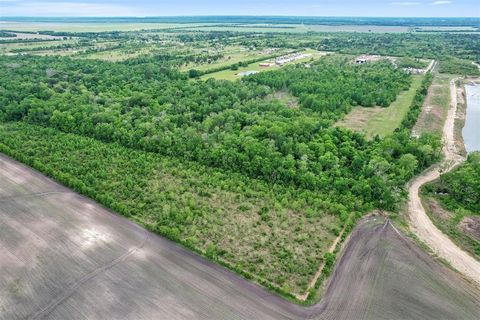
[{"left": 463, "top": 84, "right": 480, "bottom": 153}]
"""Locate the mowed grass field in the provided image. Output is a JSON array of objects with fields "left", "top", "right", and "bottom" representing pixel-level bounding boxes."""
[{"left": 336, "top": 75, "right": 424, "bottom": 138}]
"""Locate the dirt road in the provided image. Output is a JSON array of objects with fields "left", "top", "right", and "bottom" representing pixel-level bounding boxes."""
[{"left": 408, "top": 78, "right": 480, "bottom": 286}]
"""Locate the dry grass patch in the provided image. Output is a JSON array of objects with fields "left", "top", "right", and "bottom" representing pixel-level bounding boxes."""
[
  {"left": 145, "top": 167, "right": 340, "bottom": 295},
  {"left": 413, "top": 73, "right": 455, "bottom": 137},
  {"left": 266, "top": 90, "right": 299, "bottom": 108},
  {"left": 459, "top": 216, "right": 480, "bottom": 242},
  {"left": 336, "top": 75, "right": 423, "bottom": 138},
  {"left": 426, "top": 198, "right": 454, "bottom": 221}
]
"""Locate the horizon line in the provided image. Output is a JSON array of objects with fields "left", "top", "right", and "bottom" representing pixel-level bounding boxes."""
[{"left": 1, "top": 15, "right": 480, "bottom": 19}]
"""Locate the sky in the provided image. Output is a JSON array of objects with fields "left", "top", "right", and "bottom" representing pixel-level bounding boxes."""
[{"left": 0, "top": 0, "right": 479, "bottom": 17}]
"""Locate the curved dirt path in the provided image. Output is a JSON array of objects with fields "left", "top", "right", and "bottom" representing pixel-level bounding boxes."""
[{"left": 408, "top": 78, "right": 480, "bottom": 286}]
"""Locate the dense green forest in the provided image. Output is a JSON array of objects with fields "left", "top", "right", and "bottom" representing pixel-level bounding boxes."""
[
  {"left": 427, "top": 152, "right": 480, "bottom": 213},
  {"left": 0, "top": 55, "right": 440, "bottom": 211}
]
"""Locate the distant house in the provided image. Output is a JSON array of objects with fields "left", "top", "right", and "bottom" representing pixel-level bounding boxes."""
[{"left": 259, "top": 63, "right": 271, "bottom": 67}]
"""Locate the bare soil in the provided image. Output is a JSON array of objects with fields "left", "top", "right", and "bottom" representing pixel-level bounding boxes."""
[
  {"left": 454, "top": 83, "right": 468, "bottom": 156},
  {"left": 1, "top": 154, "right": 480, "bottom": 319},
  {"left": 270, "top": 90, "right": 299, "bottom": 108},
  {"left": 426, "top": 198, "right": 454, "bottom": 220},
  {"left": 310, "top": 218, "right": 480, "bottom": 320},
  {"left": 459, "top": 216, "right": 480, "bottom": 242}
]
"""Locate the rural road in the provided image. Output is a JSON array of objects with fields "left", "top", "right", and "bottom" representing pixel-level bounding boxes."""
[
  {"left": 408, "top": 78, "right": 480, "bottom": 286},
  {"left": 1, "top": 152, "right": 480, "bottom": 319}
]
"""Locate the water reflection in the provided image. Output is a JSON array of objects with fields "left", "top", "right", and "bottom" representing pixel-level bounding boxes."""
[{"left": 463, "top": 84, "right": 480, "bottom": 153}]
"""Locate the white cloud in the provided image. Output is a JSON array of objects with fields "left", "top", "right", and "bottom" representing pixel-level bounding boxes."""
[
  {"left": 431, "top": 0, "right": 452, "bottom": 5},
  {"left": 390, "top": 1, "right": 421, "bottom": 5},
  {"left": 0, "top": 1, "right": 148, "bottom": 16}
]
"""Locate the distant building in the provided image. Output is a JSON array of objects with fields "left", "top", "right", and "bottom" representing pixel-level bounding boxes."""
[
  {"left": 356, "top": 58, "right": 367, "bottom": 64},
  {"left": 237, "top": 71, "right": 259, "bottom": 77},
  {"left": 403, "top": 67, "right": 425, "bottom": 74},
  {"left": 275, "top": 53, "right": 312, "bottom": 66},
  {"left": 259, "top": 63, "right": 271, "bottom": 67}
]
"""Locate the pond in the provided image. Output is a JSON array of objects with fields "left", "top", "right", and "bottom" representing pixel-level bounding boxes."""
[{"left": 463, "top": 84, "right": 480, "bottom": 153}]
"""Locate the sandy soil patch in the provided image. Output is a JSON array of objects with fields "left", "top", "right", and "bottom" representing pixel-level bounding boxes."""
[
  {"left": 426, "top": 198, "right": 454, "bottom": 220},
  {"left": 459, "top": 216, "right": 480, "bottom": 242}
]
